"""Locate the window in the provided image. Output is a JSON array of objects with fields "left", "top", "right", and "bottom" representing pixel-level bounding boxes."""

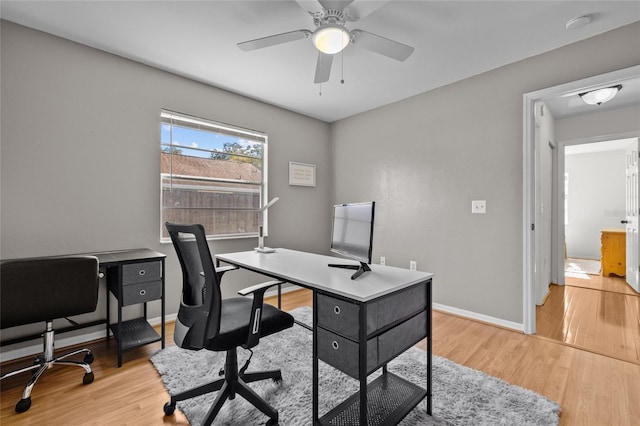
[{"left": 160, "top": 110, "right": 268, "bottom": 242}]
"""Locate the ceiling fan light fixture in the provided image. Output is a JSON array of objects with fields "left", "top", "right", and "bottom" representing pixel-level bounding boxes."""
[
  {"left": 578, "top": 84, "right": 622, "bottom": 105},
  {"left": 312, "top": 24, "right": 350, "bottom": 54}
]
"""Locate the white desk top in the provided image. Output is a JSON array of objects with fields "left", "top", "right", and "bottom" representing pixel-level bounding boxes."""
[{"left": 216, "top": 249, "right": 433, "bottom": 303}]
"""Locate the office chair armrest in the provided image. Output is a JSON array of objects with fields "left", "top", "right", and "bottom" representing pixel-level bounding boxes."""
[
  {"left": 216, "top": 264, "right": 239, "bottom": 280},
  {"left": 238, "top": 280, "right": 285, "bottom": 348}
]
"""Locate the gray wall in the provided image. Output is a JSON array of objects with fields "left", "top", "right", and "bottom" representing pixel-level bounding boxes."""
[
  {"left": 331, "top": 22, "right": 640, "bottom": 323},
  {"left": 0, "top": 21, "right": 332, "bottom": 339},
  {"left": 565, "top": 149, "right": 626, "bottom": 259}
]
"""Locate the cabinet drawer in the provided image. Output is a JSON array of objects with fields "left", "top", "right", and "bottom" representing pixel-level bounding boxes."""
[
  {"left": 122, "top": 261, "right": 161, "bottom": 284},
  {"left": 122, "top": 280, "right": 162, "bottom": 306},
  {"left": 317, "top": 327, "right": 377, "bottom": 380}
]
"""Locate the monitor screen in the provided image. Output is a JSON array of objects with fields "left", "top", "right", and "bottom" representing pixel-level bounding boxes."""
[{"left": 330, "top": 201, "right": 375, "bottom": 264}]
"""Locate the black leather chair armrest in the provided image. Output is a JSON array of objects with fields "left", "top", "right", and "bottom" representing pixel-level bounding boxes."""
[{"left": 238, "top": 280, "right": 285, "bottom": 348}]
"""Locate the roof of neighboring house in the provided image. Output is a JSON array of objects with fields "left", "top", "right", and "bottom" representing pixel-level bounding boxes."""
[{"left": 160, "top": 151, "right": 261, "bottom": 183}]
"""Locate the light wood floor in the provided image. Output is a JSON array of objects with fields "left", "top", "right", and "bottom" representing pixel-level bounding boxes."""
[
  {"left": 2, "top": 289, "right": 639, "bottom": 425},
  {"left": 536, "top": 275, "right": 640, "bottom": 365}
]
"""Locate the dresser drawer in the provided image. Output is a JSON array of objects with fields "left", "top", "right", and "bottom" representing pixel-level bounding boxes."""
[
  {"left": 317, "top": 327, "right": 377, "bottom": 380},
  {"left": 122, "top": 280, "right": 162, "bottom": 306},
  {"left": 122, "top": 261, "right": 162, "bottom": 284}
]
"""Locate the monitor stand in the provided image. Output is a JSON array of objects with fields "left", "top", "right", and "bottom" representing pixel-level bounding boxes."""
[{"left": 328, "top": 262, "right": 371, "bottom": 280}]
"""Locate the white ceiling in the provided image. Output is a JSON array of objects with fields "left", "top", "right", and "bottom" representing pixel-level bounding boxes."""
[{"left": 2, "top": 1, "right": 639, "bottom": 122}]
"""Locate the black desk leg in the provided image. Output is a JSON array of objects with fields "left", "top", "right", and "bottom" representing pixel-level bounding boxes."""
[
  {"left": 427, "top": 279, "right": 432, "bottom": 415},
  {"left": 359, "top": 303, "right": 368, "bottom": 425},
  {"left": 312, "top": 291, "right": 320, "bottom": 425}
]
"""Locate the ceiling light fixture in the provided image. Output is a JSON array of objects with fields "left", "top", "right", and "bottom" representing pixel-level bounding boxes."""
[
  {"left": 565, "top": 15, "right": 592, "bottom": 30},
  {"left": 578, "top": 85, "right": 623, "bottom": 105},
  {"left": 312, "top": 24, "right": 350, "bottom": 54}
]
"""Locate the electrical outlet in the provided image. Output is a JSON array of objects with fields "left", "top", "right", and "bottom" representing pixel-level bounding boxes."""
[
  {"left": 409, "top": 260, "right": 417, "bottom": 271},
  {"left": 472, "top": 200, "right": 486, "bottom": 214},
  {"left": 380, "top": 256, "right": 386, "bottom": 266}
]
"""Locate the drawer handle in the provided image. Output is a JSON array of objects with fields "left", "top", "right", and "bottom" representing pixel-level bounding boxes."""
[
  {"left": 139, "top": 270, "right": 146, "bottom": 276},
  {"left": 334, "top": 306, "right": 341, "bottom": 315},
  {"left": 139, "top": 289, "right": 146, "bottom": 296},
  {"left": 332, "top": 341, "right": 339, "bottom": 350}
]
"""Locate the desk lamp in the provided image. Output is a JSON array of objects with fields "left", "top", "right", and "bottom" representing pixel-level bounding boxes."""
[{"left": 255, "top": 197, "right": 279, "bottom": 253}]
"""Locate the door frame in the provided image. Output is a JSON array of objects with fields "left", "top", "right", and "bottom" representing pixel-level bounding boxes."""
[{"left": 522, "top": 65, "right": 640, "bottom": 334}]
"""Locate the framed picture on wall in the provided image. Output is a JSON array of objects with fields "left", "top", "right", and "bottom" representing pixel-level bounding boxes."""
[{"left": 289, "top": 162, "right": 316, "bottom": 187}]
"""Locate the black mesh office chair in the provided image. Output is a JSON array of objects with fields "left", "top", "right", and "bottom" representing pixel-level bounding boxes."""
[
  {"left": 0, "top": 256, "right": 100, "bottom": 413},
  {"left": 163, "top": 223, "right": 294, "bottom": 426}
]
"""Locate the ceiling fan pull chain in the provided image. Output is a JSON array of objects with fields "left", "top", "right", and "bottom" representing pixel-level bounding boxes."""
[
  {"left": 341, "top": 49, "right": 345, "bottom": 84},
  {"left": 319, "top": 83, "right": 322, "bottom": 96}
]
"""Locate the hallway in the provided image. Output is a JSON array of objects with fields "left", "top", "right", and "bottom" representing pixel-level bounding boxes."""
[{"left": 536, "top": 274, "right": 640, "bottom": 364}]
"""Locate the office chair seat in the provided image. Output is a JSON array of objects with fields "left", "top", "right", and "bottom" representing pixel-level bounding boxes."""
[
  {"left": 208, "top": 297, "right": 293, "bottom": 351},
  {"left": 163, "top": 222, "right": 294, "bottom": 426},
  {"left": 0, "top": 256, "right": 100, "bottom": 413}
]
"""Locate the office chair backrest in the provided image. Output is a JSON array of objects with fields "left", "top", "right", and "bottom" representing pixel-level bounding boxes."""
[
  {"left": 1, "top": 256, "right": 99, "bottom": 329},
  {"left": 165, "top": 223, "right": 222, "bottom": 350}
]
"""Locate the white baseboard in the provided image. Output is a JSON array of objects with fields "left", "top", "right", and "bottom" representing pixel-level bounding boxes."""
[
  {"left": 433, "top": 303, "right": 524, "bottom": 332},
  {"left": 0, "top": 313, "right": 178, "bottom": 363}
]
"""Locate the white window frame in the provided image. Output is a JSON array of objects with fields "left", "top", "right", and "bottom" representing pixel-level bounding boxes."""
[{"left": 160, "top": 110, "right": 269, "bottom": 242}]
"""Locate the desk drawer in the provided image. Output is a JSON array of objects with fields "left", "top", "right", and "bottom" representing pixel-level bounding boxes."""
[
  {"left": 122, "top": 280, "right": 162, "bottom": 306},
  {"left": 378, "top": 311, "right": 427, "bottom": 365},
  {"left": 317, "top": 283, "right": 428, "bottom": 340},
  {"left": 122, "top": 261, "right": 161, "bottom": 284},
  {"left": 317, "top": 327, "right": 377, "bottom": 380},
  {"left": 317, "top": 295, "right": 361, "bottom": 340}
]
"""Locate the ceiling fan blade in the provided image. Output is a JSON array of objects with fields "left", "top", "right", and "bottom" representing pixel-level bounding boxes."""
[
  {"left": 343, "top": 0, "right": 391, "bottom": 21},
  {"left": 314, "top": 52, "right": 333, "bottom": 84},
  {"left": 295, "top": 0, "right": 324, "bottom": 14},
  {"left": 350, "top": 29, "right": 414, "bottom": 61},
  {"left": 238, "top": 30, "right": 311, "bottom": 51},
  {"left": 318, "top": 0, "right": 353, "bottom": 11}
]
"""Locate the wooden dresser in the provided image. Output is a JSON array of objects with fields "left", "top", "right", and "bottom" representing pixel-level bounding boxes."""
[{"left": 601, "top": 229, "right": 625, "bottom": 277}]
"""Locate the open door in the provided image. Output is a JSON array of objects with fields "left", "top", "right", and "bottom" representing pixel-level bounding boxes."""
[{"left": 624, "top": 138, "right": 640, "bottom": 292}]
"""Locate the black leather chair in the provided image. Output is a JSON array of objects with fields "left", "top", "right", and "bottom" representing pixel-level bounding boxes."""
[
  {"left": 0, "top": 256, "right": 100, "bottom": 413},
  {"left": 163, "top": 223, "right": 294, "bottom": 426}
]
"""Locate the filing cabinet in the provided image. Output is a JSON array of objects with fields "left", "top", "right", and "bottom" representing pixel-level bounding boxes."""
[{"left": 102, "top": 250, "right": 166, "bottom": 367}]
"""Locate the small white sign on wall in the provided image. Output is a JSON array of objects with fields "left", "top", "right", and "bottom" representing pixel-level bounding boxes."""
[{"left": 289, "top": 162, "right": 316, "bottom": 187}]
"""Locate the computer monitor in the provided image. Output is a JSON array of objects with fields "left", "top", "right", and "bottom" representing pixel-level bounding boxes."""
[{"left": 329, "top": 201, "right": 375, "bottom": 280}]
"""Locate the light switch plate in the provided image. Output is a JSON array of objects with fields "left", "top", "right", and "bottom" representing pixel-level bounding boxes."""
[{"left": 472, "top": 200, "right": 486, "bottom": 214}]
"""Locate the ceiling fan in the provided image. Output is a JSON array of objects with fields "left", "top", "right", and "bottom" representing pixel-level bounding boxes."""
[{"left": 237, "top": 0, "right": 414, "bottom": 84}]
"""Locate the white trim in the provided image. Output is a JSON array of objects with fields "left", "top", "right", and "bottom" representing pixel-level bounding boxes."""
[
  {"left": 434, "top": 303, "right": 524, "bottom": 332},
  {"left": 0, "top": 313, "right": 177, "bottom": 363},
  {"left": 522, "top": 65, "right": 640, "bottom": 335}
]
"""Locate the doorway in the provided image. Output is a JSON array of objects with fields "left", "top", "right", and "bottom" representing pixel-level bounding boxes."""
[{"left": 522, "top": 65, "right": 640, "bottom": 334}]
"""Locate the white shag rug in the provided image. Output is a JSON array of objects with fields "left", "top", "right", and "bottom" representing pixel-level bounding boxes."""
[{"left": 151, "top": 307, "right": 559, "bottom": 426}]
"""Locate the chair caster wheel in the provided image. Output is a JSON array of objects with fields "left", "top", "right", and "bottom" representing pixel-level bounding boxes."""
[
  {"left": 164, "top": 402, "right": 176, "bottom": 416},
  {"left": 15, "top": 397, "right": 31, "bottom": 413},
  {"left": 266, "top": 418, "right": 278, "bottom": 426},
  {"left": 273, "top": 377, "right": 282, "bottom": 384},
  {"left": 83, "top": 371, "right": 94, "bottom": 384},
  {"left": 84, "top": 352, "right": 94, "bottom": 364}
]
